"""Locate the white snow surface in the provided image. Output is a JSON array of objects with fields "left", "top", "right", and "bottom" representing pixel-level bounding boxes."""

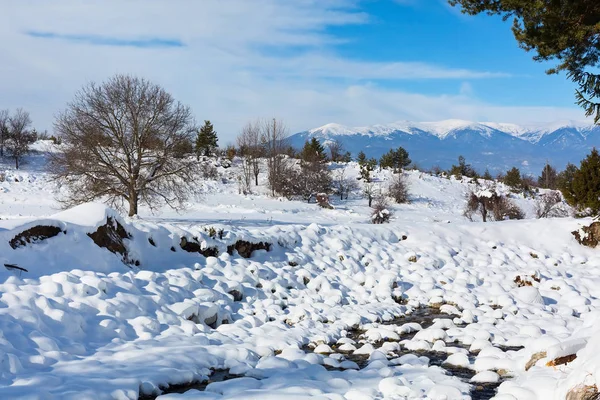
[{"left": 0, "top": 148, "right": 599, "bottom": 399}]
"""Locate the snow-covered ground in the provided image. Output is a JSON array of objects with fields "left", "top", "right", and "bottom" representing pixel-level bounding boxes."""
[{"left": 0, "top": 147, "right": 598, "bottom": 400}]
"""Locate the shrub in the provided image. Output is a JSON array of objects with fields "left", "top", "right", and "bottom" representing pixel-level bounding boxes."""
[
  {"left": 570, "top": 148, "right": 600, "bottom": 214},
  {"left": 503, "top": 167, "right": 523, "bottom": 191},
  {"left": 379, "top": 147, "right": 411, "bottom": 173},
  {"left": 371, "top": 196, "right": 392, "bottom": 224},
  {"left": 464, "top": 186, "right": 524, "bottom": 222},
  {"left": 388, "top": 173, "right": 410, "bottom": 203},
  {"left": 200, "top": 162, "right": 219, "bottom": 180},
  {"left": 535, "top": 191, "right": 571, "bottom": 218}
]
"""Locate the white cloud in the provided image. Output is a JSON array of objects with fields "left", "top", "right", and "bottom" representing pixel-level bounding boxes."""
[{"left": 0, "top": 0, "right": 587, "bottom": 142}]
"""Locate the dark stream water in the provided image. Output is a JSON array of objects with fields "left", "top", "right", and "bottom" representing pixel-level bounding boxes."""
[{"left": 140, "top": 307, "right": 519, "bottom": 399}]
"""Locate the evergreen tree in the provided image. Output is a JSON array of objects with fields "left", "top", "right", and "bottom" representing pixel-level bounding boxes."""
[
  {"left": 538, "top": 163, "right": 558, "bottom": 189},
  {"left": 482, "top": 169, "right": 493, "bottom": 181},
  {"left": 450, "top": 0, "right": 600, "bottom": 123},
  {"left": 503, "top": 167, "right": 523, "bottom": 191},
  {"left": 571, "top": 148, "right": 600, "bottom": 214},
  {"left": 356, "top": 151, "right": 367, "bottom": 165},
  {"left": 449, "top": 155, "right": 476, "bottom": 178},
  {"left": 195, "top": 120, "right": 218, "bottom": 157},
  {"left": 558, "top": 163, "right": 579, "bottom": 207},
  {"left": 360, "top": 157, "right": 377, "bottom": 182},
  {"left": 379, "top": 147, "right": 411, "bottom": 173},
  {"left": 301, "top": 138, "right": 326, "bottom": 162}
]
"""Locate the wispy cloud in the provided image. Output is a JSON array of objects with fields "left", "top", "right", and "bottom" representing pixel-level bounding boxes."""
[
  {"left": 25, "top": 31, "right": 185, "bottom": 48},
  {"left": 0, "top": 0, "right": 585, "bottom": 141}
]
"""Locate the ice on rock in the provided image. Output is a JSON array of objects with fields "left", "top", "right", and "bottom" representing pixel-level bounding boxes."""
[
  {"left": 512, "top": 286, "right": 545, "bottom": 305},
  {"left": 444, "top": 352, "right": 470, "bottom": 368},
  {"left": 313, "top": 344, "right": 333, "bottom": 354}
]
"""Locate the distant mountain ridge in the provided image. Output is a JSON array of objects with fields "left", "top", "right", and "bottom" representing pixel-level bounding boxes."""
[{"left": 289, "top": 119, "right": 600, "bottom": 174}]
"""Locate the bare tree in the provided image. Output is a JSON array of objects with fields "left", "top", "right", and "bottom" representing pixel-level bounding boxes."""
[
  {"left": 237, "top": 120, "right": 262, "bottom": 186},
  {"left": 50, "top": 74, "right": 199, "bottom": 216},
  {"left": 0, "top": 109, "right": 8, "bottom": 157},
  {"left": 260, "top": 118, "right": 291, "bottom": 197},
  {"left": 535, "top": 191, "right": 571, "bottom": 218},
  {"left": 334, "top": 167, "right": 358, "bottom": 200},
  {"left": 328, "top": 139, "right": 344, "bottom": 162},
  {"left": 464, "top": 187, "right": 524, "bottom": 222},
  {"left": 7, "top": 108, "right": 34, "bottom": 169},
  {"left": 388, "top": 173, "right": 410, "bottom": 203},
  {"left": 363, "top": 182, "right": 378, "bottom": 207}
]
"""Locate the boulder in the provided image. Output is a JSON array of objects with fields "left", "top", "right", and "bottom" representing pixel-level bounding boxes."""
[
  {"left": 227, "top": 240, "right": 271, "bottom": 258},
  {"left": 572, "top": 222, "right": 600, "bottom": 248},
  {"left": 10, "top": 225, "right": 64, "bottom": 249},
  {"left": 87, "top": 217, "right": 130, "bottom": 261}
]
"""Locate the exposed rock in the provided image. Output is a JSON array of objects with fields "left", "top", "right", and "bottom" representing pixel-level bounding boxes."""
[
  {"left": 179, "top": 237, "right": 219, "bottom": 257},
  {"left": 316, "top": 193, "right": 334, "bottom": 209},
  {"left": 148, "top": 237, "right": 156, "bottom": 247},
  {"left": 228, "top": 289, "right": 243, "bottom": 302},
  {"left": 87, "top": 217, "right": 130, "bottom": 260},
  {"left": 203, "top": 313, "right": 218, "bottom": 329},
  {"left": 572, "top": 222, "right": 600, "bottom": 248},
  {"left": 10, "top": 225, "right": 64, "bottom": 249},
  {"left": 546, "top": 354, "right": 577, "bottom": 367},
  {"left": 566, "top": 385, "right": 599, "bottom": 400},
  {"left": 525, "top": 351, "right": 547, "bottom": 371},
  {"left": 227, "top": 240, "right": 271, "bottom": 258}
]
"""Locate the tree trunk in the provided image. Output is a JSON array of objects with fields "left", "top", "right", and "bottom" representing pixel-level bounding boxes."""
[
  {"left": 368, "top": 196, "right": 373, "bottom": 207},
  {"left": 15, "top": 156, "right": 19, "bottom": 170},
  {"left": 481, "top": 205, "right": 487, "bottom": 222},
  {"left": 254, "top": 172, "right": 259, "bottom": 186},
  {"left": 128, "top": 194, "right": 138, "bottom": 217}
]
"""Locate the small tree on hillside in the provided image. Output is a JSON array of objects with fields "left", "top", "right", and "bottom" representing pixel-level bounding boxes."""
[
  {"left": 0, "top": 109, "right": 8, "bottom": 157},
  {"left": 237, "top": 120, "right": 263, "bottom": 186},
  {"left": 503, "top": 167, "right": 523, "bottom": 191},
  {"left": 570, "top": 148, "right": 600, "bottom": 214},
  {"left": 261, "top": 118, "right": 292, "bottom": 197},
  {"left": 296, "top": 138, "right": 331, "bottom": 201},
  {"left": 327, "top": 139, "right": 346, "bottom": 162},
  {"left": 464, "top": 187, "right": 524, "bottom": 222},
  {"left": 50, "top": 74, "right": 199, "bottom": 216},
  {"left": 380, "top": 147, "right": 411, "bottom": 173},
  {"left": 538, "top": 163, "right": 558, "bottom": 189},
  {"left": 557, "top": 163, "right": 579, "bottom": 207},
  {"left": 357, "top": 151, "right": 367, "bottom": 165},
  {"left": 482, "top": 169, "right": 493, "bottom": 181},
  {"left": 6, "top": 108, "right": 35, "bottom": 169},
  {"left": 363, "top": 182, "right": 378, "bottom": 207},
  {"left": 388, "top": 173, "right": 410, "bottom": 203},
  {"left": 195, "top": 120, "right": 218, "bottom": 157},
  {"left": 334, "top": 167, "right": 358, "bottom": 200},
  {"left": 449, "top": 155, "right": 476, "bottom": 179}
]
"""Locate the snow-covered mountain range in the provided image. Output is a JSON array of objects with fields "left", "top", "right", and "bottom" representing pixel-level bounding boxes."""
[{"left": 290, "top": 119, "right": 600, "bottom": 173}]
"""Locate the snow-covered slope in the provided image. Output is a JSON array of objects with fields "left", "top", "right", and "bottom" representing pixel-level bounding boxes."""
[
  {"left": 292, "top": 119, "right": 600, "bottom": 174},
  {"left": 0, "top": 148, "right": 598, "bottom": 400}
]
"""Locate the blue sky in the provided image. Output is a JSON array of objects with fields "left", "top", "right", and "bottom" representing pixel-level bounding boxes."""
[{"left": 0, "top": 0, "right": 587, "bottom": 142}]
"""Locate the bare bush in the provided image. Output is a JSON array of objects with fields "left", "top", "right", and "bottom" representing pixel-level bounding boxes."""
[
  {"left": 371, "top": 196, "right": 392, "bottom": 224},
  {"left": 238, "top": 158, "right": 253, "bottom": 195},
  {"left": 200, "top": 162, "right": 219, "bottom": 180},
  {"left": 535, "top": 191, "right": 571, "bottom": 218},
  {"left": 388, "top": 173, "right": 410, "bottom": 203},
  {"left": 334, "top": 167, "right": 358, "bottom": 200},
  {"left": 237, "top": 121, "right": 263, "bottom": 186},
  {"left": 50, "top": 74, "right": 199, "bottom": 216},
  {"left": 261, "top": 118, "right": 292, "bottom": 197},
  {"left": 0, "top": 109, "right": 8, "bottom": 157},
  {"left": 6, "top": 108, "right": 35, "bottom": 169},
  {"left": 464, "top": 187, "right": 524, "bottom": 222},
  {"left": 363, "top": 182, "right": 379, "bottom": 207}
]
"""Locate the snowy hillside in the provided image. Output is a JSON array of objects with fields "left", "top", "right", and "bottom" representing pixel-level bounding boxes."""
[
  {"left": 290, "top": 119, "right": 600, "bottom": 174},
  {"left": 1, "top": 148, "right": 600, "bottom": 400}
]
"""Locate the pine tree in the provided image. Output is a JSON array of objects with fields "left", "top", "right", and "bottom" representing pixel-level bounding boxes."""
[
  {"left": 538, "top": 163, "right": 558, "bottom": 189},
  {"left": 503, "top": 167, "right": 523, "bottom": 191},
  {"left": 357, "top": 151, "right": 367, "bottom": 165},
  {"left": 300, "top": 138, "right": 326, "bottom": 162},
  {"left": 379, "top": 147, "right": 411, "bottom": 173},
  {"left": 195, "top": 120, "right": 218, "bottom": 157},
  {"left": 571, "top": 148, "right": 600, "bottom": 214},
  {"left": 482, "top": 169, "right": 493, "bottom": 181},
  {"left": 557, "top": 163, "right": 579, "bottom": 206}
]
